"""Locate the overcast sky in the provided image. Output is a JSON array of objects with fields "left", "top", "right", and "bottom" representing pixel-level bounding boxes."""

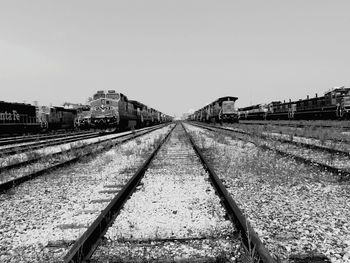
[{"left": 1, "top": 1, "right": 349, "bottom": 116}]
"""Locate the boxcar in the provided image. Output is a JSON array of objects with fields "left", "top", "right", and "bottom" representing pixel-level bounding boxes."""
[{"left": 0, "top": 101, "right": 40, "bottom": 135}]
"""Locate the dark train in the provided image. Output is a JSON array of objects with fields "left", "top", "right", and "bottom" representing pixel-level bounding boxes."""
[
  {"left": 86, "top": 90, "right": 172, "bottom": 131},
  {"left": 0, "top": 101, "right": 40, "bottom": 135},
  {"left": 0, "top": 101, "right": 79, "bottom": 136},
  {"left": 238, "top": 87, "right": 350, "bottom": 120},
  {"left": 188, "top": 96, "right": 239, "bottom": 123}
]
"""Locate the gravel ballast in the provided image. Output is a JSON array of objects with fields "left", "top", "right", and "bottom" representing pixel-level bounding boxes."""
[
  {"left": 0, "top": 125, "right": 173, "bottom": 263},
  {"left": 90, "top": 124, "right": 242, "bottom": 262},
  {"left": 185, "top": 123, "right": 350, "bottom": 263}
]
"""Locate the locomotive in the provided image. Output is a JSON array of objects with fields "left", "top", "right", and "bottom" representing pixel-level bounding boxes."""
[
  {"left": 0, "top": 91, "right": 172, "bottom": 136},
  {"left": 238, "top": 86, "right": 350, "bottom": 120},
  {"left": 74, "top": 105, "right": 91, "bottom": 130},
  {"left": 189, "top": 96, "right": 239, "bottom": 123},
  {"left": 88, "top": 90, "right": 172, "bottom": 131}
]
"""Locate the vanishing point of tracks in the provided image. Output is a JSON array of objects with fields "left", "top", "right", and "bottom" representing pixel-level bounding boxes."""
[{"left": 64, "top": 122, "right": 274, "bottom": 263}]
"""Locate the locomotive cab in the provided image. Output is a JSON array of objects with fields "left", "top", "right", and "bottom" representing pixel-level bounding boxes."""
[
  {"left": 214, "top": 96, "right": 239, "bottom": 123},
  {"left": 90, "top": 90, "right": 120, "bottom": 129}
]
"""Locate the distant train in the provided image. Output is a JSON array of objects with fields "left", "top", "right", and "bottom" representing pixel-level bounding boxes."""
[
  {"left": 0, "top": 90, "right": 172, "bottom": 136},
  {"left": 0, "top": 101, "right": 78, "bottom": 136},
  {"left": 188, "top": 96, "right": 239, "bottom": 123},
  {"left": 75, "top": 90, "right": 173, "bottom": 131},
  {"left": 238, "top": 87, "right": 350, "bottom": 120}
]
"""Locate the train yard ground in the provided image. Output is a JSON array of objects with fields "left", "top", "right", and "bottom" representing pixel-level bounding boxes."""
[
  {"left": 0, "top": 125, "right": 174, "bottom": 262},
  {"left": 236, "top": 120, "right": 350, "bottom": 142},
  {"left": 187, "top": 122, "right": 350, "bottom": 262},
  {"left": 0, "top": 121, "right": 349, "bottom": 262}
]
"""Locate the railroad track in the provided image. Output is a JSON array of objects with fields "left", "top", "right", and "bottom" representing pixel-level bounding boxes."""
[
  {"left": 0, "top": 124, "right": 169, "bottom": 192},
  {"left": 221, "top": 124, "right": 350, "bottom": 157},
  {"left": 238, "top": 120, "right": 350, "bottom": 130},
  {"left": 0, "top": 131, "right": 101, "bottom": 156},
  {"left": 64, "top": 122, "right": 274, "bottom": 263},
  {"left": 191, "top": 122, "right": 350, "bottom": 180},
  {"left": 0, "top": 130, "right": 93, "bottom": 147}
]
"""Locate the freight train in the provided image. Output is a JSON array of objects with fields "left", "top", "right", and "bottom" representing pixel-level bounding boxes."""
[
  {"left": 0, "top": 101, "right": 78, "bottom": 136},
  {"left": 238, "top": 87, "right": 350, "bottom": 120},
  {"left": 1, "top": 90, "right": 172, "bottom": 136},
  {"left": 188, "top": 96, "right": 239, "bottom": 123},
  {"left": 85, "top": 90, "right": 172, "bottom": 131}
]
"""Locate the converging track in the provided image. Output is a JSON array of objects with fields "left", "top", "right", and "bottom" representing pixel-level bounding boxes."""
[{"left": 64, "top": 122, "right": 274, "bottom": 263}]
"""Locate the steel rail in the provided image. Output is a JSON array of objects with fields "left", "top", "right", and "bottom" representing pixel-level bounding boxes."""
[
  {"left": 182, "top": 123, "right": 276, "bottom": 263},
  {"left": 238, "top": 120, "right": 350, "bottom": 130},
  {"left": 221, "top": 125, "right": 350, "bottom": 157},
  {"left": 192, "top": 122, "right": 350, "bottom": 180},
  {"left": 191, "top": 121, "right": 350, "bottom": 157},
  {"left": 0, "top": 130, "right": 94, "bottom": 146},
  {"left": 0, "top": 124, "right": 169, "bottom": 193},
  {"left": 63, "top": 124, "right": 175, "bottom": 263},
  {"left": 0, "top": 133, "right": 101, "bottom": 156},
  {"left": 0, "top": 125, "right": 165, "bottom": 173}
]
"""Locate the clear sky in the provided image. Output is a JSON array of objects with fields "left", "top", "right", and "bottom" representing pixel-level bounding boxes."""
[{"left": 1, "top": 1, "right": 349, "bottom": 117}]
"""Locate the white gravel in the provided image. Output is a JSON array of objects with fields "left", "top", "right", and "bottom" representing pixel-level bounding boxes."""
[
  {"left": 0, "top": 125, "right": 173, "bottom": 263},
  {"left": 185, "top": 123, "right": 350, "bottom": 263}
]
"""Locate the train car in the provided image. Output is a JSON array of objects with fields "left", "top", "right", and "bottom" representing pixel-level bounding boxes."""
[
  {"left": 190, "top": 96, "right": 239, "bottom": 124},
  {"left": 90, "top": 90, "right": 137, "bottom": 130},
  {"left": 89, "top": 90, "right": 172, "bottom": 131},
  {"left": 74, "top": 105, "right": 91, "bottom": 130},
  {"left": 204, "top": 96, "right": 239, "bottom": 123},
  {"left": 240, "top": 87, "right": 350, "bottom": 121},
  {"left": 238, "top": 104, "right": 268, "bottom": 120},
  {"left": 38, "top": 106, "right": 77, "bottom": 131},
  {"left": 343, "top": 94, "right": 350, "bottom": 118},
  {"left": 0, "top": 101, "right": 41, "bottom": 135}
]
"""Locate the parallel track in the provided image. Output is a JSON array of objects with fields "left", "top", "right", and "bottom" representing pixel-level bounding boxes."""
[
  {"left": 238, "top": 120, "right": 350, "bottom": 130},
  {"left": 0, "top": 125, "right": 168, "bottom": 192},
  {"left": 0, "top": 130, "right": 93, "bottom": 146},
  {"left": 0, "top": 132, "right": 101, "bottom": 156},
  {"left": 64, "top": 122, "right": 275, "bottom": 263},
  {"left": 192, "top": 122, "right": 350, "bottom": 180}
]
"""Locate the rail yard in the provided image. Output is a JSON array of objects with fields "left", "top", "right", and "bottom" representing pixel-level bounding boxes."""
[
  {"left": 3, "top": 1, "right": 350, "bottom": 262},
  {"left": 1, "top": 88, "right": 350, "bottom": 263}
]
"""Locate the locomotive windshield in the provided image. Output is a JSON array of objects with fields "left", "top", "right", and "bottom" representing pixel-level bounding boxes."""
[
  {"left": 92, "top": 91, "right": 120, "bottom": 101},
  {"left": 93, "top": 93, "right": 106, "bottom": 100},
  {"left": 106, "top": 93, "right": 120, "bottom": 100},
  {"left": 222, "top": 100, "right": 236, "bottom": 114}
]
